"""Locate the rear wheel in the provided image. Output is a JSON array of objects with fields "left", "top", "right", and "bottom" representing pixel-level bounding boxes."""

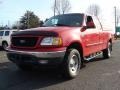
[
  {"left": 62, "top": 49, "right": 81, "bottom": 79},
  {"left": 103, "top": 42, "right": 112, "bottom": 59},
  {"left": 2, "top": 42, "right": 8, "bottom": 50}
]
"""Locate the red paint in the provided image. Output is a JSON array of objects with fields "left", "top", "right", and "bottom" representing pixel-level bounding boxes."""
[{"left": 10, "top": 13, "right": 113, "bottom": 57}]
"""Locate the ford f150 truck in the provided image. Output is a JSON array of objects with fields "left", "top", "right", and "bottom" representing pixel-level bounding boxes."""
[{"left": 7, "top": 13, "right": 113, "bottom": 79}]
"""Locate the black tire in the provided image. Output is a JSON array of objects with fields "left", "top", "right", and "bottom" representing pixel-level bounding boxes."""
[
  {"left": 62, "top": 49, "right": 81, "bottom": 79},
  {"left": 2, "top": 42, "right": 8, "bottom": 50},
  {"left": 17, "top": 64, "right": 33, "bottom": 71},
  {"left": 103, "top": 42, "right": 112, "bottom": 59}
]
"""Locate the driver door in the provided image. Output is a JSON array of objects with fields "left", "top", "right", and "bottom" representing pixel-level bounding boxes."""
[{"left": 82, "top": 16, "right": 100, "bottom": 56}]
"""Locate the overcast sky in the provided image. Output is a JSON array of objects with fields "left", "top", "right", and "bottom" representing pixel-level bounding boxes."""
[{"left": 0, "top": 0, "right": 120, "bottom": 29}]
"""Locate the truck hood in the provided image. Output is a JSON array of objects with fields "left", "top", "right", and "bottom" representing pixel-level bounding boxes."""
[{"left": 12, "top": 27, "right": 81, "bottom": 36}]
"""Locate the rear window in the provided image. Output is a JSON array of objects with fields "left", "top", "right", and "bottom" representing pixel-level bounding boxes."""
[
  {"left": 5, "top": 31, "right": 10, "bottom": 36},
  {"left": 0, "top": 31, "right": 4, "bottom": 36}
]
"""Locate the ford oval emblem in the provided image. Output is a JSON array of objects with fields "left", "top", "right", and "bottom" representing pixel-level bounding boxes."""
[{"left": 20, "top": 40, "right": 26, "bottom": 43}]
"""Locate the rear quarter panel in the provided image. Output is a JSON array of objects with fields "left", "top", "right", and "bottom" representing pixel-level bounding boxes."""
[{"left": 101, "top": 29, "right": 113, "bottom": 49}]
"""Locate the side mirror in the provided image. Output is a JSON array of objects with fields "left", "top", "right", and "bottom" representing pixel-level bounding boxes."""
[
  {"left": 81, "top": 26, "right": 87, "bottom": 32},
  {"left": 86, "top": 22, "right": 95, "bottom": 28}
]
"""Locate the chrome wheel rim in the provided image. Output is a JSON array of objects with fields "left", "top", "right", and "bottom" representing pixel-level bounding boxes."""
[
  {"left": 69, "top": 54, "right": 79, "bottom": 74},
  {"left": 108, "top": 43, "right": 111, "bottom": 57},
  {"left": 3, "top": 43, "right": 8, "bottom": 50}
]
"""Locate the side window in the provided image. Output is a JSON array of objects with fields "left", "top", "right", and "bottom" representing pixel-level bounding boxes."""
[
  {"left": 5, "top": 31, "right": 10, "bottom": 36},
  {"left": 86, "top": 16, "right": 96, "bottom": 28},
  {"left": 0, "top": 31, "right": 4, "bottom": 36}
]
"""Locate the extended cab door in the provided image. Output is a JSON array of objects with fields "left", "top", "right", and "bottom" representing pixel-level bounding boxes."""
[{"left": 82, "top": 16, "right": 100, "bottom": 56}]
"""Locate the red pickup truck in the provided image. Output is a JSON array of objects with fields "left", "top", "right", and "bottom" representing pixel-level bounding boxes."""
[{"left": 7, "top": 13, "right": 113, "bottom": 79}]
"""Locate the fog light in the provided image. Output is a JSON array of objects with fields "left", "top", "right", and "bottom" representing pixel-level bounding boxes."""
[{"left": 39, "top": 60, "right": 48, "bottom": 64}]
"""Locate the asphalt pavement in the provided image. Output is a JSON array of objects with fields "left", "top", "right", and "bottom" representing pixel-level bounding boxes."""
[{"left": 0, "top": 40, "right": 120, "bottom": 90}]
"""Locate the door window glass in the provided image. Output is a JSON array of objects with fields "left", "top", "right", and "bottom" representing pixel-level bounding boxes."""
[
  {"left": 5, "top": 31, "right": 10, "bottom": 36},
  {"left": 0, "top": 31, "right": 4, "bottom": 36}
]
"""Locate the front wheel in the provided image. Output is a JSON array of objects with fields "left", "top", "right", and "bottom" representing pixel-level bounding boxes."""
[
  {"left": 103, "top": 42, "right": 112, "bottom": 59},
  {"left": 2, "top": 42, "right": 8, "bottom": 50},
  {"left": 62, "top": 49, "right": 81, "bottom": 79}
]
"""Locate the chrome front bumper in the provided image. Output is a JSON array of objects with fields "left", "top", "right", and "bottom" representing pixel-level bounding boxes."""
[
  {"left": 6, "top": 49, "right": 66, "bottom": 58},
  {"left": 6, "top": 48, "right": 66, "bottom": 65}
]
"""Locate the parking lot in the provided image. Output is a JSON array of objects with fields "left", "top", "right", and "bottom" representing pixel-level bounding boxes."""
[{"left": 0, "top": 40, "right": 120, "bottom": 90}]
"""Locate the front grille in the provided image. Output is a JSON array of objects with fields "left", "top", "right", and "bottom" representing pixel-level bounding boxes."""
[{"left": 12, "top": 37, "right": 38, "bottom": 47}]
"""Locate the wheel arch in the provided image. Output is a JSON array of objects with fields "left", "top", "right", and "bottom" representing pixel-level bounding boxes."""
[
  {"left": 108, "top": 38, "right": 112, "bottom": 51},
  {"left": 2, "top": 40, "right": 8, "bottom": 45},
  {"left": 109, "top": 38, "right": 112, "bottom": 44},
  {"left": 66, "top": 42, "right": 84, "bottom": 60}
]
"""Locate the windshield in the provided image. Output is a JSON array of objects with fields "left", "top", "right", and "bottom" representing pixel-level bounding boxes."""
[{"left": 44, "top": 14, "right": 83, "bottom": 27}]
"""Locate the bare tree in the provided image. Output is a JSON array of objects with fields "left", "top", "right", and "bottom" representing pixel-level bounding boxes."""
[
  {"left": 87, "top": 4, "right": 100, "bottom": 16},
  {"left": 53, "top": 0, "right": 71, "bottom": 15}
]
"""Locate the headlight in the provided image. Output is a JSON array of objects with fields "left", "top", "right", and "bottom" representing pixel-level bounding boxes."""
[{"left": 40, "top": 37, "right": 62, "bottom": 46}]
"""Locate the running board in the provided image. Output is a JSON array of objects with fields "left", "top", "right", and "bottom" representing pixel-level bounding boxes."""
[{"left": 84, "top": 52, "right": 102, "bottom": 61}]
